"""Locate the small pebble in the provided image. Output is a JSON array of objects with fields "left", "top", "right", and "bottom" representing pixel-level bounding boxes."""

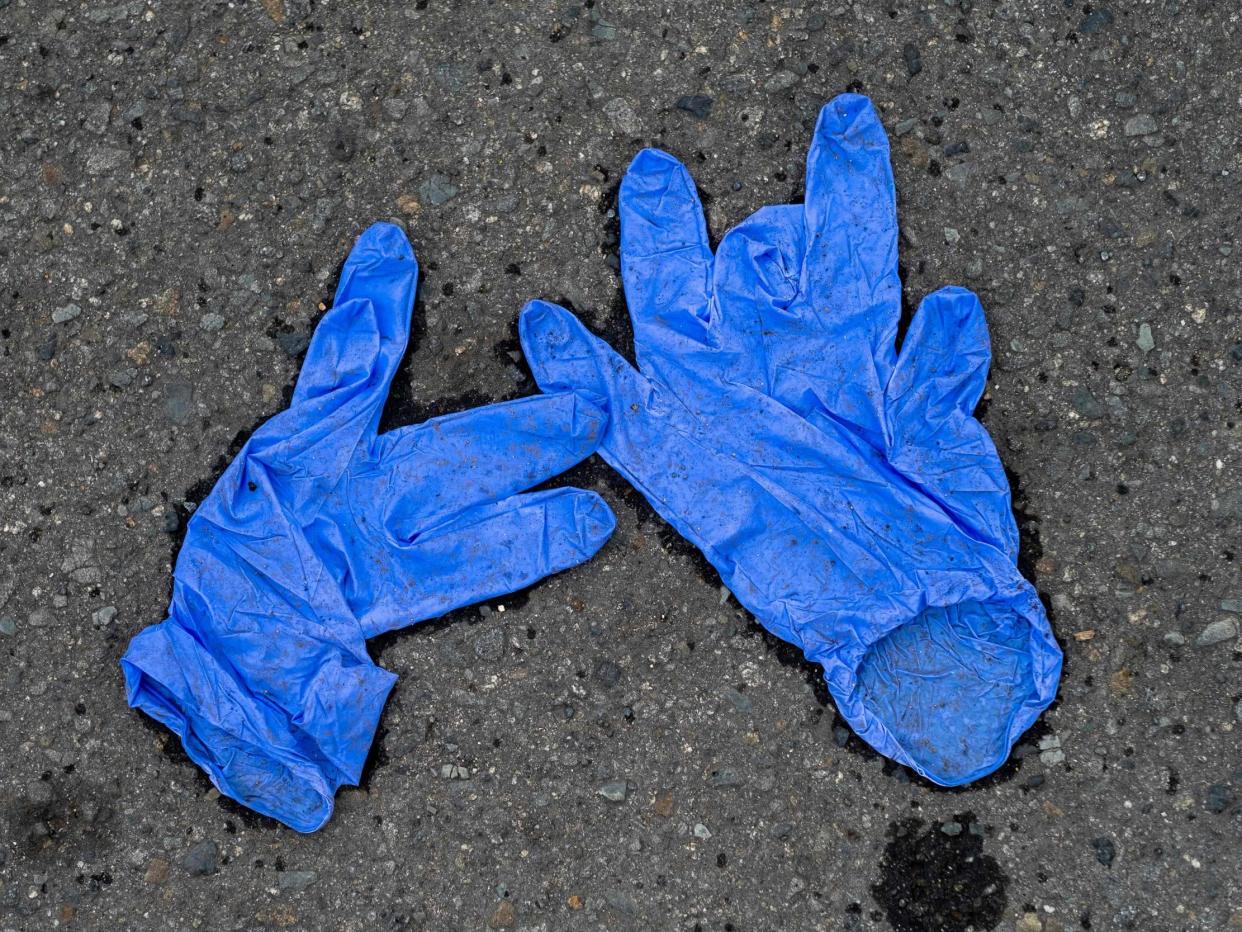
[
  {"left": 597, "top": 781, "right": 629, "bottom": 802},
  {"left": 181, "top": 840, "right": 219, "bottom": 877},
  {"left": 1204, "top": 784, "right": 1233, "bottom": 814},
  {"left": 1078, "top": 7, "right": 1115, "bottom": 34},
  {"left": 1038, "top": 734, "right": 1064, "bottom": 766},
  {"left": 1196, "top": 618, "right": 1238, "bottom": 647},
  {"left": 675, "top": 95, "right": 713, "bottom": 120},
  {"left": 277, "top": 331, "right": 309, "bottom": 358},
  {"left": 763, "top": 70, "right": 799, "bottom": 93},
  {"left": 28, "top": 608, "right": 56, "bottom": 628},
  {"left": 593, "top": 658, "right": 621, "bottom": 688},
  {"left": 144, "top": 858, "right": 170, "bottom": 884},
  {"left": 165, "top": 382, "right": 195, "bottom": 426},
  {"left": 1072, "top": 387, "right": 1106, "bottom": 419},
  {"left": 603, "top": 98, "right": 640, "bottom": 135},
  {"left": 488, "top": 899, "right": 517, "bottom": 929},
  {"left": 277, "top": 870, "right": 318, "bottom": 892},
  {"left": 1091, "top": 837, "right": 1116, "bottom": 867},
  {"left": 472, "top": 626, "right": 504, "bottom": 663},
  {"left": 1124, "top": 114, "right": 1157, "bottom": 137},
  {"left": 902, "top": 43, "right": 922, "bottom": 77},
  {"left": 1136, "top": 322, "right": 1155, "bottom": 353},
  {"left": 419, "top": 174, "right": 459, "bottom": 207},
  {"left": 52, "top": 303, "right": 82, "bottom": 324},
  {"left": 590, "top": 21, "right": 616, "bottom": 41}
]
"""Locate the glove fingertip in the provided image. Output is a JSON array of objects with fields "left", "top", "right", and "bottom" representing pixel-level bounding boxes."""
[
  {"left": 567, "top": 489, "right": 617, "bottom": 556},
  {"left": 624, "top": 147, "right": 686, "bottom": 184},
  {"left": 518, "top": 300, "right": 608, "bottom": 397},
  {"left": 916, "top": 285, "right": 990, "bottom": 357},
  {"left": 816, "top": 93, "right": 886, "bottom": 147},
  {"left": 349, "top": 221, "right": 415, "bottom": 263},
  {"left": 620, "top": 148, "right": 704, "bottom": 231}
]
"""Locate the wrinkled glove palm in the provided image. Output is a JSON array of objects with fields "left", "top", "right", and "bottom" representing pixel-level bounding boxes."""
[
  {"left": 122, "top": 223, "right": 614, "bottom": 831},
  {"left": 520, "top": 94, "right": 1061, "bottom": 785}
]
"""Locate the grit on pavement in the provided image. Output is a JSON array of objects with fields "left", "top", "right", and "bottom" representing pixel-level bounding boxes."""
[{"left": 1, "top": 1, "right": 1239, "bottom": 930}]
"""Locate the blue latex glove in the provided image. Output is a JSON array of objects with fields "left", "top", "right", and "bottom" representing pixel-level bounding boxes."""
[
  {"left": 519, "top": 94, "right": 1061, "bottom": 785},
  {"left": 122, "top": 223, "right": 615, "bottom": 831}
]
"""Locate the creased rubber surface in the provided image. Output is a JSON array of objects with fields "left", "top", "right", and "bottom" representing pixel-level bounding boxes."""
[
  {"left": 121, "top": 223, "right": 615, "bottom": 831},
  {"left": 519, "top": 94, "right": 1062, "bottom": 785}
]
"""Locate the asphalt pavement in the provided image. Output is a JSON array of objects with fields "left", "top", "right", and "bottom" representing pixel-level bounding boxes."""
[{"left": 0, "top": 1, "right": 1239, "bottom": 929}]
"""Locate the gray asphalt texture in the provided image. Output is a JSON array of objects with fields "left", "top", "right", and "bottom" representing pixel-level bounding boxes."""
[{"left": 1, "top": 1, "right": 1239, "bottom": 930}]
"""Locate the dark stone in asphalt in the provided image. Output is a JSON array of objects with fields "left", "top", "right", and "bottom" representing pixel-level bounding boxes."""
[
  {"left": 675, "top": 94, "right": 713, "bottom": 120},
  {"left": 1092, "top": 837, "right": 1117, "bottom": 867},
  {"left": 1078, "top": 8, "right": 1115, "bottom": 35},
  {"left": 419, "top": 174, "right": 459, "bottom": 207},
  {"left": 276, "top": 330, "right": 310, "bottom": 358},
  {"left": 1204, "top": 784, "right": 1233, "bottom": 814},
  {"left": 182, "top": 841, "right": 219, "bottom": 877},
  {"left": 1072, "top": 387, "right": 1106, "bottom": 419},
  {"left": 902, "top": 42, "right": 922, "bottom": 77},
  {"left": 593, "top": 657, "right": 621, "bottom": 687}
]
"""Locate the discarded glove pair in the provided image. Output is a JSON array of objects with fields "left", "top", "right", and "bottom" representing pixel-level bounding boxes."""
[{"left": 122, "top": 93, "right": 1061, "bottom": 832}]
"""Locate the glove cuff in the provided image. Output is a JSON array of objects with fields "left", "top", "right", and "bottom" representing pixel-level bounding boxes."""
[
  {"left": 121, "top": 616, "right": 396, "bottom": 832},
  {"left": 808, "top": 583, "right": 1060, "bottom": 787}
]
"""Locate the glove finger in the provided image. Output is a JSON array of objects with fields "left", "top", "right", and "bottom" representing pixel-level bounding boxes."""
[
  {"left": 619, "top": 149, "right": 715, "bottom": 358},
  {"left": 519, "top": 299, "right": 650, "bottom": 409},
  {"left": 801, "top": 94, "right": 901, "bottom": 369},
  {"left": 243, "top": 223, "right": 418, "bottom": 506},
  {"left": 371, "top": 391, "right": 606, "bottom": 520},
  {"left": 358, "top": 488, "right": 615, "bottom": 638},
  {"left": 885, "top": 286, "right": 1019, "bottom": 558},
  {"left": 290, "top": 222, "right": 418, "bottom": 417},
  {"left": 889, "top": 286, "right": 990, "bottom": 417}
]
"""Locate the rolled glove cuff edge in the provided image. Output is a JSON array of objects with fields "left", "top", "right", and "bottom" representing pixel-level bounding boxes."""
[{"left": 120, "top": 619, "right": 397, "bottom": 833}]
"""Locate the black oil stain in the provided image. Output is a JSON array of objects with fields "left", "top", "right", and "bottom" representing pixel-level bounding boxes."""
[
  {"left": 2, "top": 775, "right": 118, "bottom": 869},
  {"left": 871, "top": 814, "right": 1008, "bottom": 932}
]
